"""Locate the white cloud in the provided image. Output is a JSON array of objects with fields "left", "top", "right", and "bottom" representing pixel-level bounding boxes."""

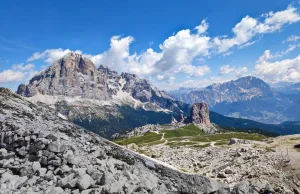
[
  {"left": 156, "top": 29, "right": 211, "bottom": 74},
  {"left": 213, "top": 6, "right": 300, "bottom": 53},
  {"left": 176, "top": 64, "right": 210, "bottom": 77},
  {"left": 263, "top": 5, "right": 300, "bottom": 31},
  {"left": 27, "top": 49, "right": 82, "bottom": 64},
  {"left": 257, "top": 45, "right": 297, "bottom": 63},
  {"left": 238, "top": 40, "right": 257, "bottom": 49},
  {"left": 257, "top": 50, "right": 273, "bottom": 63},
  {"left": 0, "top": 70, "right": 25, "bottom": 84},
  {"left": 219, "top": 65, "right": 235, "bottom": 75},
  {"left": 12, "top": 63, "right": 35, "bottom": 71},
  {"left": 194, "top": 19, "right": 209, "bottom": 34},
  {"left": 235, "top": 67, "right": 248, "bottom": 77},
  {"left": 275, "top": 44, "right": 296, "bottom": 57},
  {"left": 0, "top": 63, "right": 37, "bottom": 84},
  {"left": 156, "top": 77, "right": 229, "bottom": 91},
  {"left": 284, "top": 35, "right": 300, "bottom": 43},
  {"left": 255, "top": 51, "right": 300, "bottom": 82}
]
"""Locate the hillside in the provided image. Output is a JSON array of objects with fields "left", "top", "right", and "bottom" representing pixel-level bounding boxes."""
[{"left": 0, "top": 87, "right": 231, "bottom": 193}]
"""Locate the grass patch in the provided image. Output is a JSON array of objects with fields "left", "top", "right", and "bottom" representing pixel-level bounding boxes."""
[
  {"left": 265, "top": 146, "right": 276, "bottom": 152},
  {"left": 290, "top": 137, "right": 300, "bottom": 141},
  {"left": 214, "top": 141, "right": 228, "bottom": 146},
  {"left": 144, "top": 140, "right": 165, "bottom": 146},
  {"left": 180, "top": 168, "right": 188, "bottom": 172},
  {"left": 192, "top": 143, "right": 211, "bottom": 149},
  {"left": 162, "top": 124, "right": 204, "bottom": 138},
  {"left": 114, "top": 132, "right": 162, "bottom": 146},
  {"left": 191, "top": 132, "right": 266, "bottom": 143},
  {"left": 166, "top": 141, "right": 198, "bottom": 147}
]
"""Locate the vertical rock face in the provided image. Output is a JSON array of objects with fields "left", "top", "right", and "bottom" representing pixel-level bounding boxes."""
[
  {"left": 191, "top": 102, "right": 211, "bottom": 126},
  {"left": 17, "top": 52, "right": 110, "bottom": 100}
]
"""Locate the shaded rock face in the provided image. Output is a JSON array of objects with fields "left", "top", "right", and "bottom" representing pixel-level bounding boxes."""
[
  {"left": 191, "top": 102, "right": 211, "bottom": 126},
  {"left": 0, "top": 88, "right": 230, "bottom": 194}
]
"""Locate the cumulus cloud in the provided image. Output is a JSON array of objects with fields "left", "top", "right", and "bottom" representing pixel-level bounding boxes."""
[
  {"left": 27, "top": 49, "right": 82, "bottom": 64},
  {"left": 255, "top": 50, "right": 300, "bottom": 82},
  {"left": 213, "top": 5, "right": 300, "bottom": 53},
  {"left": 257, "top": 45, "right": 297, "bottom": 63},
  {"left": 0, "top": 70, "right": 25, "bottom": 84},
  {"left": 194, "top": 19, "right": 209, "bottom": 34},
  {"left": 219, "top": 65, "right": 235, "bottom": 75},
  {"left": 0, "top": 63, "right": 37, "bottom": 84},
  {"left": 155, "top": 29, "right": 210, "bottom": 74},
  {"left": 176, "top": 64, "right": 210, "bottom": 77},
  {"left": 235, "top": 67, "right": 248, "bottom": 77}
]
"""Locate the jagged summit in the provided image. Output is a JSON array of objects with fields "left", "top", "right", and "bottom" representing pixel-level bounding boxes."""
[
  {"left": 17, "top": 52, "right": 106, "bottom": 99},
  {"left": 17, "top": 52, "right": 184, "bottom": 112},
  {"left": 174, "top": 75, "right": 273, "bottom": 106}
]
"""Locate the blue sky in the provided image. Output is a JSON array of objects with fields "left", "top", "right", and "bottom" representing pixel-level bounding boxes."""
[{"left": 1, "top": 0, "right": 300, "bottom": 91}]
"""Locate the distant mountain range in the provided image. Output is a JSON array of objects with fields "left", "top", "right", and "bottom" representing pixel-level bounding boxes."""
[
  {"left": 170, "top": 76, "right": 300, "bottom": 124},
  {"left": 17, "top": 52, "right": 188, "bottom": 138}
]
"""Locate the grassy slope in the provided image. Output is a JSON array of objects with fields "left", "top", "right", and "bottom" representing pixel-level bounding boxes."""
[
  {"left": 162, "top": 124, "right": 204, "bottom": 138},
  {"left": 114, "top": 132, "right": 162, "bottom": 146},
  {"left": 114, "top": 123, "right": 267, "bottom": 148}
]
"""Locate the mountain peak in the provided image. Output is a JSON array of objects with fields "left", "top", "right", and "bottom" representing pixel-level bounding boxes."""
[{"left": 17, "top": 52, "right": 108, "bottom": 99}]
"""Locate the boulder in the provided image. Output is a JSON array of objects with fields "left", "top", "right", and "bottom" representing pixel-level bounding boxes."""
[
  {"left": 78, "top": 174, "right": 94, "bottom": 190},
  {"left": 48, "top": 142, "right": 66, "bottom": 153},
  {"left": 32, "top": 161, "right": 41, "bottom": 172}
]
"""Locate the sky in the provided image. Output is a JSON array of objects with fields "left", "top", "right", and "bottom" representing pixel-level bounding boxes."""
[{"left": 0, "top": 0, "right": 300, "bottom": 91}]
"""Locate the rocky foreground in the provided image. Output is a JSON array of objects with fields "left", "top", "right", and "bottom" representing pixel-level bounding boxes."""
[
  {"left": 0, "top": 87, "right": 233, "bottom": 194},
  {"left": 129, "top": 136, "right": 300, "bottom": 193}
]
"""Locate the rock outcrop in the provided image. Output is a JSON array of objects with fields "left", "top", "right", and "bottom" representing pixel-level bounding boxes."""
[
  {"left": 191, "top": 102, "right": 211, "bottom": 127},
  {"left": 0, "top": 88, "right": 230, "bottom": 194}
]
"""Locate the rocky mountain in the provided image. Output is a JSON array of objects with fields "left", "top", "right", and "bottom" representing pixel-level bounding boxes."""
[
  {"left": 172, "top": 76, "right": 273, "bottom": 105},
  {"left": 0, "top": 87, "right": 232, "bottom": 193},
  {"left": 279, "top": 82, "right": 300, "bottom": 94},
  {"left": 17, "top": 52, "right": 189, "bottom": 138},
  {"left": 171, "top": 76, "right": 297, "bottom": 124}
]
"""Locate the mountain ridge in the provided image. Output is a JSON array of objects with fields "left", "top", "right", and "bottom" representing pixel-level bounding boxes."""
[
  {"left": 16, "top": 52, "right": 189, "bottom": 138},
  {"left": 170, "top": 76, "right": 298, "bottom": 124}
]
